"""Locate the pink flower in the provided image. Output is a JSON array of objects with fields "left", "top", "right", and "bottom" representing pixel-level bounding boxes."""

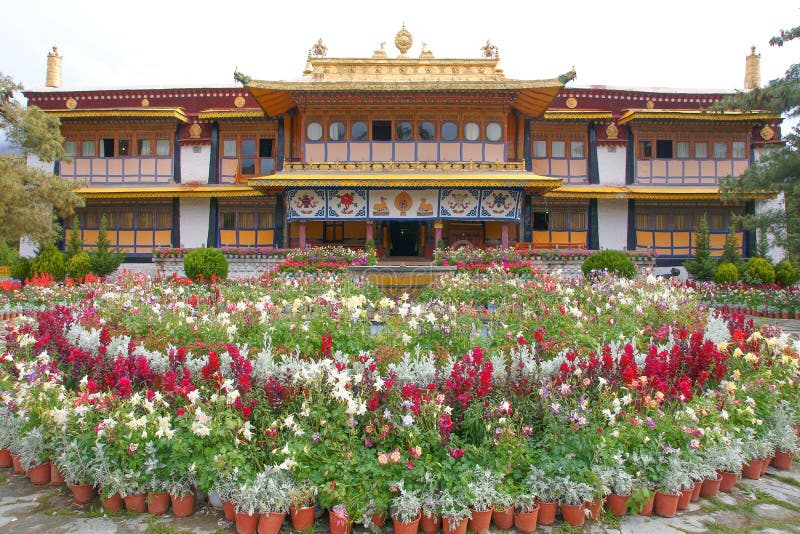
[{"left": 449, "top": 448, "right": 464, "bottom": 459}]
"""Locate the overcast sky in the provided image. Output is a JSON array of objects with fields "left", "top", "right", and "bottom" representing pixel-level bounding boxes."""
[{"left": 2, "top": 0, "right": 797, "bottom": 93}]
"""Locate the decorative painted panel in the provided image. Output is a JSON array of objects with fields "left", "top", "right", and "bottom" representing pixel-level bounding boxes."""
[
  {"left": 287, "top": 189, "right": 326, "bottom": 219},
  {"left": 439, "top": 189, "right": 480, "bottom": 218},
  {"left": 369, "top": 189, "right": 440, "bottom": 219},
  {"left": 327, "top": 189, "right": 368, "bottom": 219}
]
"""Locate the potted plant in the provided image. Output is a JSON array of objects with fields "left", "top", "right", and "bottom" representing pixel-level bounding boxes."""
[
  {"left": 419, "top": 474, "right": 441, "bottom": 534},
  {"left": 466, "top": 466, "right": 498, "bottom": 534},
  {"left": 288, "top": 480, "right": 317, "bottom": 531},
  {"left": 596, "top": 464, "right": 633, "bottom": 516},
  {"left": 652, "top": 455, "right": 688, "bottom": 518},
  {"left": 56, "top": 439, "right": 95, "bottom": 505},
  {"left": 437, "top": 489, "right": 471, "bottom": 534},
  {"left": 559, "top": 476, "right": 594, "bottom": 527},
  {"left": 17, "top": 427, "right": 50, "bottom": 484},
  {"left": 512, "top": 492, "right": 539, "bottom": 534},
  {"left": 230, "top": 477, "right": 262, "bottom": 534},
  {"left": 491, "top": 484, "right": 514, "bottom": 530},
  {"left": 165, "top": 473, "right": 197, "bottom": 517},
  {"left": 769, "top": 404, "right": 799, "bottom": 471},
  {"left": 391, "top": 481, "right": 422, "bottom": 534},
  {"left": 525, "top": 465, "right": 559, "bottom": 526},
  {"left": 256, "top": 469, "right": 292, "bottom": 534},
  {"left": 712, "top": 442, "right": 744, "bottom": 493}
]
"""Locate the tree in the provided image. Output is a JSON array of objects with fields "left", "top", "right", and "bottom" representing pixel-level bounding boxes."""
[
  {"left": 714, "top": 24, "right": 800, "bottom": 260},
  {"left": 0, "top": 73, "right": 83, "bottom": 245},
  {"left": 684, "top": 214, "right": 717, "bottom": 280}
]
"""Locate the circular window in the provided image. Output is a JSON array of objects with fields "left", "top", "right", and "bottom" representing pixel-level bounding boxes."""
[
  {"left": 351, "top": 122, "right": 368, "bottom": 141},
  {"left": 396, "top": 121, "right": 413, "bottom": 141},
  {"left": 306, "top": 122, "right": 323, "bottom": 141},
  {"left": 486, "top": 123, "right": 502, "bottom": 142},
  {"left": 329, "top": 122, "right": 345, "bottom": 141},
  {"left": 441, "top": 121, "right": 458, "bottom": 141},
  {"left": 418, "top": 121, "right": 435, "bottom": 140},
  {"left": 464, "top": 122, "right": 480, "bottom": 141}
]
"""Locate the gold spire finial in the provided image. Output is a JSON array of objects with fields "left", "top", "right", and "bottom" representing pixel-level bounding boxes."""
[
  {"left": 744, "top": 45, "right": 761, "bottom": 90},
  {"left": 481, "top": 40, "right": 499, "bottom": 59},
  {"left": 395, "top": 24, "right": 413, "bottom": 57},
  {"left": 310, "top": 38, "right": 327, "bottom": 58},
  {"left": 46, "top": 45, "right": 62, "bottom": 88}
]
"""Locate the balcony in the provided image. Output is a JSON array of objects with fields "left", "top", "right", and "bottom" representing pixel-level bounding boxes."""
[
  {"left": 636, "top": 158, "right": 749, "bottom": 185},
  {"left": 60, "top": 157, "right": 174, "bottom": 184},
  {"left": 283, "top": 160, "right": 525, "bottom": 172},
  {"left": 303, "top": 141, "right": 506, "bottom": 164}
]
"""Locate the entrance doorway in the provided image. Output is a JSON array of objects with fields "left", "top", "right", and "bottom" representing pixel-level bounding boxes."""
[{"left": 389, "top": 221, "right": 420, "bottom": 256}]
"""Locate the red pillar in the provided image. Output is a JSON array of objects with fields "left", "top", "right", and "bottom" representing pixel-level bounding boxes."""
[
  {"left": 434, "top": 221, "right": 443, "bottom": 247},
  {"left": 501, "top": 222, "right": 509, "bottom": 249},
  {"left": 365, "top": 220, "right": 373, "bottom": 241},
  {"left": 298, "top": 221, "right": 307, "bottom": 249}
]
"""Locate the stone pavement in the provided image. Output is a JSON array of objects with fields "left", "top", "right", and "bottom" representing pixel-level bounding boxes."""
[{"left": 0, "top": 461, "right": 797, "bottom": 533}]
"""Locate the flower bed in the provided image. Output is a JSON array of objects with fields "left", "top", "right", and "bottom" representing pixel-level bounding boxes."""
[{"left": 0, "top": 270, "right": 797, "bottom": 529}]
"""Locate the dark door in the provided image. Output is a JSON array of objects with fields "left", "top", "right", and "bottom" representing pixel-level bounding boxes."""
[{"left": 390, "top": 221, "right": 419, "bottom": 256}]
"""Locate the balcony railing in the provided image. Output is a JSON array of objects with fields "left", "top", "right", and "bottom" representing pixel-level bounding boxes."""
[
  {"left": 635, "top": 158, "right": 749, "bottom": 185},
  {"left": 303, "top": 141, "right": 507, "bottom": 164},
  {"left": 59, "top": 157, "right": 174, "bottom": 184}
]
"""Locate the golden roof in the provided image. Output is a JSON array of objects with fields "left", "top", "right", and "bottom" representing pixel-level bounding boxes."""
[
  {"left": 43, "top": 108, "right": 189, "bottom": 122},
  {"left": 543, "top": 110, "right": 614, "bottom": 121},
  {"left": 617, "top": 109, "right": 780, "bottom": 125},
  {"left": 75, "top": 185, "right": 260, "bottom": 199},
  {"left": 197, "top": 109, "right": 265, "bottom": 120},
  {"left": 545, "top": 185, "right": 776, "bottom": 200},
  {"left": 248, "top": 172, "right": 562, "bottom": 190}
]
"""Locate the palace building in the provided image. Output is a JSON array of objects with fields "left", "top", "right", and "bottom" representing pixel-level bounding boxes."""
[{"left": 23, "top": 30, "right": 783, "bottom": 265}]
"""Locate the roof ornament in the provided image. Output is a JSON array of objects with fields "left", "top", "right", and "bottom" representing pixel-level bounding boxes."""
[
  {"left": 419, "top": 42, "right": 434, "bottom": 59},
  {"left": 233, "top": 68, "right": 251, "bottom": 86},
  {"left": 558, "top": 66, "right": 577, "bottom": 84},
  {"left": 395, "top": 24, "right": 413, "bottom": 57},
  {"left": 372, "top": 42, "right": 388, "bottom": 59},
  {"left": 310, "top": 38, "right": 328, "bottom": 58},
  {"left": 481, "top": 40, "right": 499, "bottom": 59}
]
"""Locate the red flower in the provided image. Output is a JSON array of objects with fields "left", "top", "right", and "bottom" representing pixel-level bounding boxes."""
[{"left": 449, "top": 448, "right": 464, "bottom": 459}]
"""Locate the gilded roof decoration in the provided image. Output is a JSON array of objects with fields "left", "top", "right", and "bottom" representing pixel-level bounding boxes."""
[
  {"left": 43, "top": 108, "right": 189, "bottom": 122},
  {"left": 543, "top": 110, "right": 612, "bottom": 120},
  {"left": 248, "top": 172, "right": 562, "bottom": 190},
  {"left": 197, "top": 109, "right": 265, "bottom": 120},
  {"left": 617, "top": 109, "right": 781, "bottom": 124}
]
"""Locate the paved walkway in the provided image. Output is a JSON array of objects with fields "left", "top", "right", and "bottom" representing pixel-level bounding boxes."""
[{"left": 0, "top": 461, "right": 797, "bottom": 533}]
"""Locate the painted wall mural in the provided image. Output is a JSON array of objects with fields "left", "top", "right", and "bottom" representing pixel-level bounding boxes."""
[{"left": 286, "top": 188, "right": 520, "bottom": 221}]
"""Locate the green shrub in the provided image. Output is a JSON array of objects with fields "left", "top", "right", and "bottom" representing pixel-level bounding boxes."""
[
  {"left": 745, "top": 257, "right": 776, "bottom": 285},
  {"left": 30, "top": 245, "right": 66, "bottom": 280},
  {"left": 66, "top": 252, "right": 92, "bottom": 280},
  {"left": 581, "top": 250, "right": 636, "bottom": 279},
  {"left": 88, "top": 215, "right": 125, "bottom": 276},
  {"left": 0, "top": 241, "right": 18, "bottom": 266},
  {"left": 683, "top": 214, "right": 717, "bottom": 281},
  {"left": 714, "top": 262, "right": 739, "bottom": 284},
  {"left": 775, "top": 260, "right": 799, "bottom": 287},
  {"left": 183, "top": 248, "right": 228, "bottom": 280},
  {"left": 10, "top": 257, "right": 30, "bottom": 280},
  {"left": 65, "top": 217, "right": 83, "bottom": 260}
]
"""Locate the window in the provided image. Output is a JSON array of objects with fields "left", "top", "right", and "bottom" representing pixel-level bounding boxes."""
[
  {"left": 372, "top": 120, "right": 392, "bottom": 141},
  {"left": 694, "top": 142, "right": 707, "bottom": 159},
  {"left": 101, "top": 138, "right": 115, "bottom": 157},
  {"left": 676, "top": 141, "right": 690, "bottom": 159},
  {"left": 156, "top": 208, "right": 171, "bottom": 228},
  {"left": 533, "top": 140, "right": 547, "bottom": 158},
  {"left": 636, "top": 212, "right": 651, "bottom": 230},
  {"left": 258, "top": 210, "right": 274, "bottom": 228},
  {"left": 418, "top": 121, "right": 435, "bottom": 140},
  {"left": 732, "top": 141, "right": 746, "bottom": 159},
  {"left": 329, "top": 122, "right": 345, "bottom": 141},
  {"left": 351, "top": 122, "right": 368, "bottom": 140},
  {"left": 118, "top": 210, "right": 134, "bottom": 229},
  {"left": 486, "top": 123, "right": 502, "bottom": 142},
  {"left": 259, "top": 139, "right": 275, "bottom": 174},
  {"left": 63, "top": 140, "right": 77, "bottom": 157},
  {"left": 713, "top": 142, "right": 727, "bottom": 159},
  {"left": 709, "top": 213, "right": 724, "bottom": 232},
  {"left": 221, "top": 211, "right": 236, "bottom": 229},
  {"left": 570, "top": 141, "right": 585, "bottom": 159},
  {"left": 672, "top": 213, "right": 688, "bottom": 231},
  {"left": 223, "top": 139, "right": 237, "bottom": 157},
  {"left": 138, "top": 139, "right": 152, "bottom": 156},
  {"left": 118, "top": 138, "right": 131, "bottom": 156},
  {"left": 441, "top": 121, "right": 458, "bottom": 141},
  {"left": 551, "top": 141, "right": 566, "bottom": 158},
  {"left": 396, "top": 121, "right": 412, "bottom": 141},
  {"left": 654, "top": 213, "right": 669, "bottom": 231},
  {"left": 238, "top": 210, "right": 256, "bottom": 228},
  {"left": 533, "top": 211, "right": 549, "bottom": 231},
  {"left": 81, "top": 140, "right": 96, "bottom": 157},
  {"left": 463, "top": 122, "right": 480, "bottom": 141},
  {"left": 570, "top": 211, "right": 587, "bottom": 230},
  {"left": 656, "top": 140, "right": 673, "bottom": 158},
  {"left": 307, "top": 122, "right": 323, "bottom": 141},
  {"left": 139, "top": 210, "right": 154, "bottom": 230},
  {"left": 155, "top": 138, "right": 170, "bottom": 156},
  {"left": 240, "top": 139, "right": 256, "bottom": 175},
  {"left": 550, "top": 211, "right": 568, "bottom": 230},
  {"left": 641, "top": 140, "right": 653, "bottom": 158}
]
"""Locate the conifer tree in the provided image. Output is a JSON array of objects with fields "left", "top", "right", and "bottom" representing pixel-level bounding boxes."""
[
  {"left": 65, "top": 216, "right": 82, "bottom": 259},
  {"left": 684, "top": 214, "right": 717, "bottom": 280}
]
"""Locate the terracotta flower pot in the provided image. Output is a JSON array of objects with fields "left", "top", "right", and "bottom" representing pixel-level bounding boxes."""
[
  {"left": 223, "top": 500, "right": 236, "bottom": 521},
  {"left": 0, "top": 449, "right": 12, "bottom": 468},
  {"left": 148, "top": 491, "right": 170, "bottom": 515},
  {"left": 102, "top": 493, "right": 124, "bottom": 512},
  {"left": 762, "top": 456, "right": 773, "bottom": 475},
  {"left": 27, "top": 462, "right": 50, "bottom": 485},
  {"left": 419, "top": 512, "right": 441, "bottom": 534},
  {"left": 586, "top": 498, "right": 602, "bottom": 520},
  {"left": 171, "top": 493, "right": 195, "bottom": 517},
  {"left": 50, "top": 463, "right": 65, "bottom": 486},
  {"left": 236, "top": 511, "right": 259, "bottom": 534},
  {"left": 773, "top": 450, "right": 794, "bottom": 471},
  {"left": 468, "top": 509, "right": 492, "bottom": 534},
  {"left": 654, "top": 492, "right": 680, "bottom": 518},
  {"left": 329, "top": 509, "right": 353, "bottom": 534},
  {"left": 491, "top": 506, "right": 514, "bottom": 530},
  {"left": 258, "top": 511, "right": 286, "bottom": 534},
  {"left": 393, "top": 513, "right": 421, "bottom": 534},
  {"left": 690, "top": 480, "right": 703, "bottom": 502},
  {"left": 638, "top": 494, "right": 655, "bottom": 516},
  {"left": 719, "top": 471, "right": 739, "bottom": 493},
  {"left": 10, "top": 455, "right": 22, "bottom": 474},
  {"left": 536, "top": 501, "right": 557, "bottom": 526},
  {"left": 513, "top": 506, "right": 538, "bottom": 534},
  {"left": 606, "top": 492, "right": 630, "bottom": 516},
  {"left": 290, "top": 505, "right": 315, "bottom": 531},
  {"left": 677, "top": 488, "right": 692, "bottom": 511},
  {"left": 124, "top": 493, "right": 147, "bottom": 513},
  {"left": 701, "top": 475, "right": 722, "bottom": 498},
  {"left": 441, "top": 517, "right": 467, "bottom": 534},
  {"left": 560, "top": 502, "right": 585, "bottom": 527},
  {"left": 742, "top": 459, "right": 763, "bottom": 480},
  {"left": 69, "top": 483, "right": 95, "bottom": 505},
  {"left": 371, "top": 513, "right": 387, "bottom": 528}
]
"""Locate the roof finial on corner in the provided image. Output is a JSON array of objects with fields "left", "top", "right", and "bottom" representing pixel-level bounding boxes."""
[{"left": 558, "top": 66, "right": 577, "bottom": 84}]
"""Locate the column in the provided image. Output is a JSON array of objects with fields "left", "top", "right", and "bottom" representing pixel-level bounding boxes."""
[
  {"left": 434, "top": 221, "right": 443, "bottom": 248},
  {"left": 298, "top": 221, "right": 307, "bottom": 249},
  {"left": 501, "top": 222, "right": 509, "bottom": 249},
  {"left": 365, "top": 220, "right": 373, "bottom": 242}
]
